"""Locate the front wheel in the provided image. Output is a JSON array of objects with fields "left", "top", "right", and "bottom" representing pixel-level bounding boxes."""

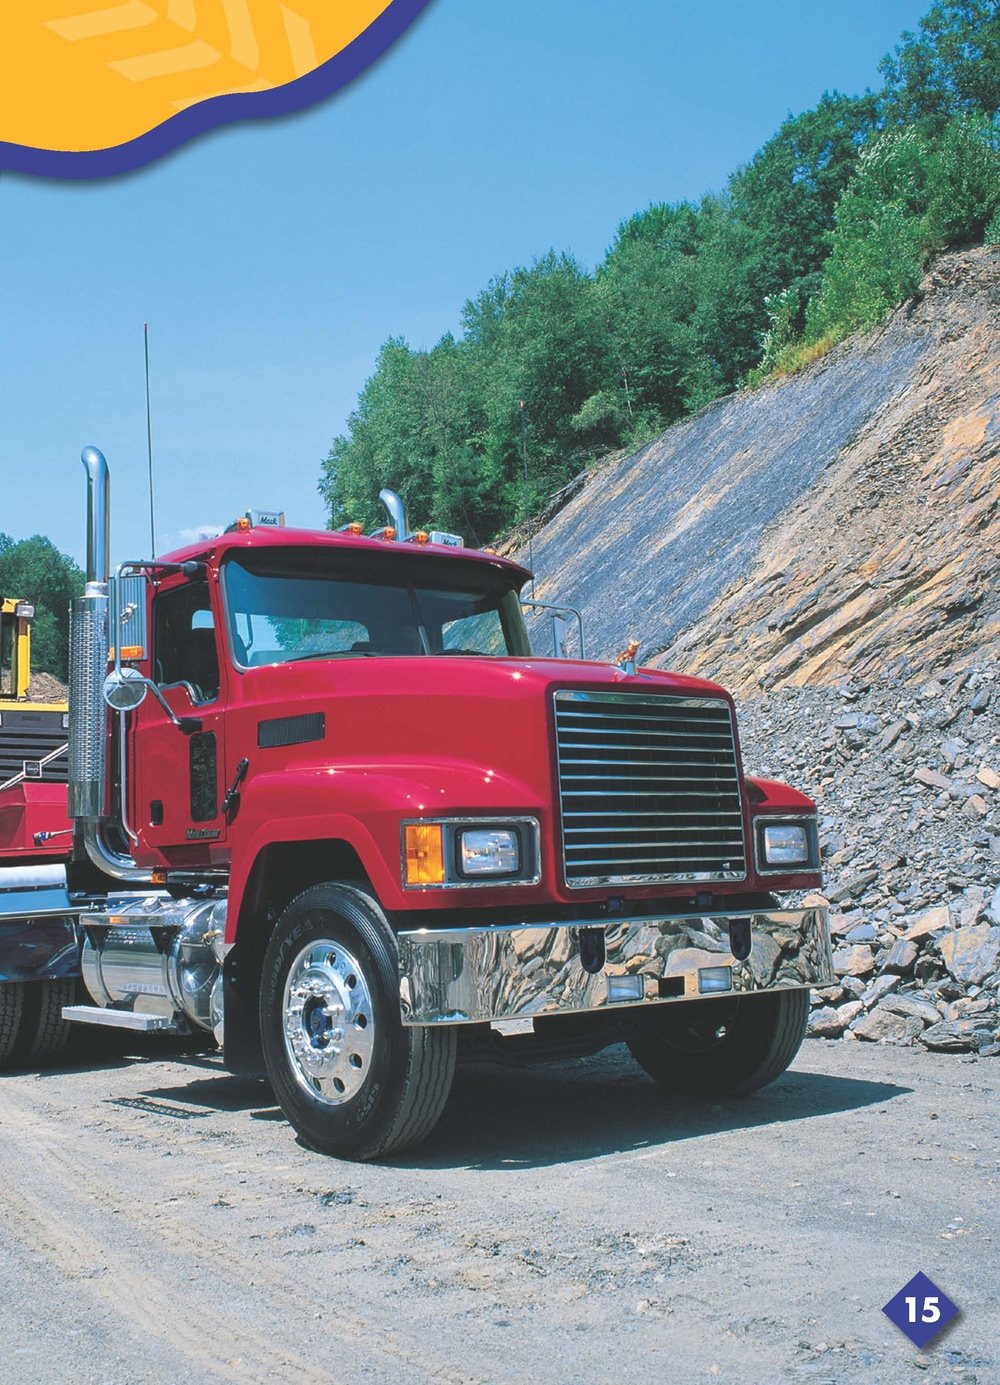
[
  {"left": 260, "top": 884, "right": 456, "bottom": 1160},
  {"left": 627, "top": 988, "right": 809, "bottom": 1097}
]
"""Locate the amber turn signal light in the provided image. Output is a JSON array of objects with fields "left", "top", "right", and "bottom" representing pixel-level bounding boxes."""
[{"left": 404, "top": 823, "right": 445, "bottom": 885}]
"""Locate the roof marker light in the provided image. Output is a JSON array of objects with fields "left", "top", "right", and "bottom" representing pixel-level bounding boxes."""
[{"left": 381, "top": 526, "right": 396, "bottom": 541}]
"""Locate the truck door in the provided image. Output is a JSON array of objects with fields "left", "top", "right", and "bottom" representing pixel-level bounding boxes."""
[{"left": 132, "top": 576, "right": 228, "bottom": 856}]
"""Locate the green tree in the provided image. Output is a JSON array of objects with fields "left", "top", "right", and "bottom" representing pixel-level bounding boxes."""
[
  {"left": 0, "top": 534, "right": 84, "bottom": 680},
  {"left": 461, "top": 252, "right": 610, "bottom": 527},
  {"left": 880, "top": 1, "right": 1000, "bottom": 130},
  {"left": 924, "top": 111, "right": 1000, "bottom": 242},
  {"left": 591, "top": 201, "right": 704, "bottom": 436}
]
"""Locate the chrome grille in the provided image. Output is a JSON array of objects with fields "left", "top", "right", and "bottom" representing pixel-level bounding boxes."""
[{"left": 554, "top": 690, "right": 746, "bottom": 886}]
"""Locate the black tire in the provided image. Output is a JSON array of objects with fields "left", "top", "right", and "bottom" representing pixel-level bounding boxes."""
[
  {"left": 627, "top": 988, "right": 810, "bottom": 1098},
  {"left": 260, "top": 883, "right": 456, "bottom": 1161},
  {"left": 0, "top": 982, "right": 26, "bottom": 1068},
  {"left": 13, "top": 978, "right": 79, "bottom": 1068}
]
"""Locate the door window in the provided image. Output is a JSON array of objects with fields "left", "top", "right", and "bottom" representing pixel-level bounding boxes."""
[{"left": 153, "top": 581, "right": 220, "bottom": 704}]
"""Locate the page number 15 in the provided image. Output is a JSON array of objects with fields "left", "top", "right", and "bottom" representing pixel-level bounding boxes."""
[{"left": 905, "top": 1296, "right": 941, "bottom": 1324}]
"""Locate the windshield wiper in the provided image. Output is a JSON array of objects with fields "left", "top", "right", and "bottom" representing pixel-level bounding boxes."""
[{"left": 283, "top": 650, "right": 381, "bottom": 664}]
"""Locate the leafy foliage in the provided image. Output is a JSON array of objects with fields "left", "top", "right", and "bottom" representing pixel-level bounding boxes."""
[
  {"left": 0, "top": 534, "right": 83, "bottom": 680},
  {"left": 321, "top": 3, "right": 1000, "bottom": 544}
]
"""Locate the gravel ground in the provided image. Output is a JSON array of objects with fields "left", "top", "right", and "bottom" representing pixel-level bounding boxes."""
[{"left": 1, "top": 1039, "right": 995, "bottom": 1384}]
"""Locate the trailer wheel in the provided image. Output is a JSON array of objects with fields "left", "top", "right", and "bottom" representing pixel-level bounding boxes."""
[
  {"left": 13, "top": 978, "right": 79, "bottom": 1067},
  {"left": 260, "top": 883, "right": 456, "bottom": 1161},
  {"left": 0, "top": 982, "right": 26, "bottom": 1068},
  {"left": 627, "top": 988, "right": 809, "bottom": 1097}
]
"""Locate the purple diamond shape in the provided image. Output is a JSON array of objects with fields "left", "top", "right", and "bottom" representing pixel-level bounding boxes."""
[{"left": 882, "top": 1272, "right": 959, "bottom": 1348}]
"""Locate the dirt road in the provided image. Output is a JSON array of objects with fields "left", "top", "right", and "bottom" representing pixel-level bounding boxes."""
[{"left": 1, "top": 1039, "right": 995, "bottom": 1384}]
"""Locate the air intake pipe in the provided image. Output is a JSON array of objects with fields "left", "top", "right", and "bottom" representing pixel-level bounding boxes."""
[
  {"left": 68, "top": 447, "right": 152, "bottom": 883},
  {"left": 379, "top": 488, "right": 409, "bottom": 541}
]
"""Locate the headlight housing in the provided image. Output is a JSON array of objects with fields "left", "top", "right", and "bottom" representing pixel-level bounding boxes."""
[
  {"left": 754, "top": 818, "right": 819, "bottom": 873},
  {"left": 402, "top": 818, "right": 539, "bottom": 888}
]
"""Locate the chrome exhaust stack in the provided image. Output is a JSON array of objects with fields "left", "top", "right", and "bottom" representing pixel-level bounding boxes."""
[
  {"left": 68, "top": 446, "right": 151, "bottom": 882},
  {"left": 379, "top": 488, "right": 409, "bottom": 541},
  {"left": 68, "top": 447, "right": 110, "bottom": 820}
]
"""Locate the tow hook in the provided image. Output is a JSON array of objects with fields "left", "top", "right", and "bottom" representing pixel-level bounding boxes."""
[
  {"left": 728, "top": 916, "right": 752, "bottom": 961},
  {"left": 578, "top": 927, "right": 606, "bottom": 974}
]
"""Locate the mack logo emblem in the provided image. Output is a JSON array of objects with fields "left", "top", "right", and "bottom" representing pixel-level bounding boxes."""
[{"left": 186, "top": 828, "right": 221, "bottom": 841}]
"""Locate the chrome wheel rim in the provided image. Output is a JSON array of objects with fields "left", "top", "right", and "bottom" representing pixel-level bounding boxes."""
[{"left": 281, "top": 938, "right": 375, "bottom": 1106}]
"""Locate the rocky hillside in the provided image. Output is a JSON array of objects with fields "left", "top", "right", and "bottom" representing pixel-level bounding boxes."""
[
  {"left": 517, "top": 246, "right": 999, "bottom": 1053},
  {"left": 519, "top": 247, "right": 998, "bottom": 686}
]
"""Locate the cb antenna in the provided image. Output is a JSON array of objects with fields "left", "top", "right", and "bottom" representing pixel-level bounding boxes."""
[
  {"left": 519, "top": 399, "right": 534, "bottom": 599},
  {"left": 144, "top": 322, "right": 157, "bottom": 558}
]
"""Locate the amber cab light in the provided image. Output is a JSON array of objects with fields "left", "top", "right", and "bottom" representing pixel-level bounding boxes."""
[
  {"left": 404, "top": 823, "right": 445, "bottom": 885},
  {"left": 348, "top": 522, "right": 364, "bottom": 535},
  {"left": 381, "top": 526, "right": 397, "bottom": 541}
]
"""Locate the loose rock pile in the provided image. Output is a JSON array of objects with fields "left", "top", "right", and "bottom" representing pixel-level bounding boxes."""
[{"left": 735, "top": 663, "right": 999, "bottom": 1055}]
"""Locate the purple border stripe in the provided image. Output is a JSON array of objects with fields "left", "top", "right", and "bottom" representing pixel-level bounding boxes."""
[{"left": 0, "top": 0, "right": 433, "bottom": 180}]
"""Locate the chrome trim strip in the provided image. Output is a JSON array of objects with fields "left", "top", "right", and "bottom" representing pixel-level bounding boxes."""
[{"left": 397, "top": 906, "right": 833, "bottom": 1025}]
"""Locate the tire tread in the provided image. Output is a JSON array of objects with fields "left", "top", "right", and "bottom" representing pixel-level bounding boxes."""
[{"left": 0, "top": 982, "right": 26, "bottom": 1068}]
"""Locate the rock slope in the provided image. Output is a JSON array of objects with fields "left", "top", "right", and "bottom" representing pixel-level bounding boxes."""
[{"left": 519, "top": 247, "right": 999, "bottom": 687}]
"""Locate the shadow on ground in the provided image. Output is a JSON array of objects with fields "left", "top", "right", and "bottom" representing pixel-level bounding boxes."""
[{"left": 133, "top": 1047, "right": 911, "bottom": 1169}]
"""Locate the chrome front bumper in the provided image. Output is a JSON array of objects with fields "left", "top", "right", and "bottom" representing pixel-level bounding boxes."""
[{"left": 397, "top": 907, "right": 832, "bottom": 1026}]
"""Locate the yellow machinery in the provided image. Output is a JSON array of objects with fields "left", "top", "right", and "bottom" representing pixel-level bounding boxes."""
[{"left": 0, "top": 599, "right": 69, "bottom": 787}]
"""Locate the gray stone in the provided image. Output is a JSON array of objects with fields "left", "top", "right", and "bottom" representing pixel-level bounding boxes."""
[
  {"left": 915, "top": 767, "right": 953, "bottom": 792},
  {"left": 852, "top": 1008, "right": 924, "bottom": 1045},
  {"left": 835, "top": 1000, "right": 864, "bottom": 1027},
  {"left": 937, "top": 924, "right": 1000, "bottom": 986},
  {"left": 919, "top": 1020, "right": 994, "bottom": 1053},
  {"left": 861, "top": 973, "right": 901, "bottom": 1008},
  {"left": 882, "top": 994, "right": 942, "bottom": 1027},
  {"left": 828, "top": 870, "right": 880, "bottom": 903},
  {"left": 881, "top": 938, "right": 919, "bottom": 974},
  {"left": 846, "top": 923, "right": 878, "bottom": 943},
  {"left": 988, "top": 885, "right": 1000, "bottom": 926},
  {"left": 808, "top": 1007, "right": 844, "bottom": 1038},
  {"left": 878, "top": 720, "right": 908, "bottom": 751},
  {"left": 832, "top": 944, "right": 876, "bottom": 978},
  {"left": 812, "top": 984, "right": 846, "bottom": 1006}
]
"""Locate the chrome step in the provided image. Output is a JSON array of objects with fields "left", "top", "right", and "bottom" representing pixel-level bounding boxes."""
[{"left": 62, "top": 1004, "right": 180, "bottom": 1033}]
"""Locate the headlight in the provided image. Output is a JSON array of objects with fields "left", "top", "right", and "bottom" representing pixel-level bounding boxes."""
[
  {"left": 761, "top": 823, "right": 809, "bottom": 866},
  {"left": 459, "top": 828, "right": 520, "bottom": 876}
]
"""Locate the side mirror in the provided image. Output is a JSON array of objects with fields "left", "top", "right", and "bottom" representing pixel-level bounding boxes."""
[
  {"left": 103, "top": 666, "right": 148, "bottom": 711},
  {"left": 521, "top": 600, "right": 586, "bottom": 659},
  {"left": 103, "top": 666, "right": 201, "bottom": 735},
  {"left": 551, "top": 613, "right": 572, "bottom": 659}
]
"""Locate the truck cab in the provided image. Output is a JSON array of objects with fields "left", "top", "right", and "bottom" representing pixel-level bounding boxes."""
[{"left": 58, "top": 447, "right": 833, "bottom": 1159}]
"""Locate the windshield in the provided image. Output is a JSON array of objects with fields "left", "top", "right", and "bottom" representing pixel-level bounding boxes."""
[{"left": 223, "top": 551, "right": 531, "bottom": 666}]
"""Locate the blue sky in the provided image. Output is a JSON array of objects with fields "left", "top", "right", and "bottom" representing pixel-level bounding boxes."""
[{"left": 1, "top": 0, "right": 926, "bottom": 566}]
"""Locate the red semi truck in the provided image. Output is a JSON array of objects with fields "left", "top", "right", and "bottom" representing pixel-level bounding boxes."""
[{"left": 1, "top": 447, "right": 833, "bottom": 1159}]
